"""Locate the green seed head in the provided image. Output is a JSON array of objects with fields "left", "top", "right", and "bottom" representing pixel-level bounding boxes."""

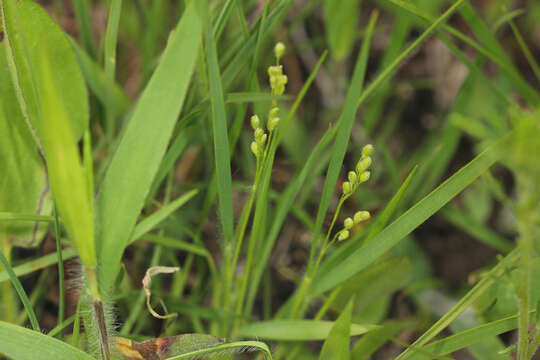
[{"left": 344, "top": 217, "right": 354, "bottom": 229}]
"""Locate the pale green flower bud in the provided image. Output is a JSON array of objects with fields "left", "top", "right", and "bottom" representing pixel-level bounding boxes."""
[
  {"left": 338, "top": 230, "right": 350, "bottom": 241},
  {"left": 269, "top": 107, "right": 280, "bottom": 119},
  {"left": 268, "top": 65, "right": 282, "bottom": 77},
  {"left": 344, "top": 217, "right": 354, "bottom": 229},
  {"left": 354, "top": 211, "right": 370, "bottom": 223},
  {"left": 268, "top": 117, "right": 280, "bottom": 132},
  {"left": 251, "top": 115, "right": 260, "bottom": 130},
  {"left": 274, "top": 42, "right": 286, "bottom": 59},
  {"left": 359, "top": 171, "right": 371, "bottom": 183},
  {"left": 254, "top": 127, "right": 265, "bottom": 140},
  {"left": 251, "top": 141, "right": 259, "bottom": 157},
  {"left": 348, "top": 171, "right": 357, "bottom": 185},
  {"left": 356, "top": 156, "right": 372, "bottom": 173},
  {"left": 342, "top": 181, "right": 352, "bottom": 195},
  {"left": 362, "top": 144, "right": 374, "bottom": 157},
  {"left": 259, "top": 133, "right": 267, "bottom": 145}
]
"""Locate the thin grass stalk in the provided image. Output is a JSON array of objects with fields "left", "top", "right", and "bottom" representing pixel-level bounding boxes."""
[{"left": 53, "top": 206, "right": 65, "bottom": 339}]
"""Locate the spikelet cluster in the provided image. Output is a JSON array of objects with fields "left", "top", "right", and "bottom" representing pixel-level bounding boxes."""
[
  {"left": 335, "top": 144, "right": 374, "bottom": 241},
  {"left": 250, "top": 43, "right": 287, "bottom": 158}
]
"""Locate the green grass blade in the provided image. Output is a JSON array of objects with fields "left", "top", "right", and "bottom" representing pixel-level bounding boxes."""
[
  {"left": 407, "top": 313, "right": 530, "bottom": 360},
  {"left": 238, "top": 319, "right": 377, "bottom": 341},
  {"left": 0, "top": 251, "right": 39, "bottom": 331},
  {"left": 204, "top": 2, "right": 234, "bottom": 243},
  {"left": 142, "top": 234, "right": 210, "bottom": 258},
  {"left": 319, "top": 298, "right": 354, "bottom": 360},
  {"left": 69, "top": 38, "right": 130, "bottom": 116},
  {"left": 396, "top": 249, "right": 521, "bottom": 360},
  {"left": 312, "top": 134, "right": 509, "bottom": 295},
  {"left": 130, "top": 189, "right": 199, "bottom": 241},
  {"left": 104, "top": 0, "right": 122, "bottom": 81},
  {"left": 71, "top": 0, "right": 95, "bottom": 57},
  {"left": 0, "top": 321, "right": 94, "bottom": 360},
  {"left": 94, "top": 1, "right": 203, "bottom": 292},
  {"left": 0, "top": 213, "right": 54, "bottom": 222},
  {"left": 0, "top": 249, "right": 77, "bottom": 283}
]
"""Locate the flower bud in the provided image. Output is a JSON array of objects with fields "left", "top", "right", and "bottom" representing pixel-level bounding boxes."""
[
  {"left": 251, "top": 115, "right": 260, "bottom": 130},
  {"left": 354, "top": 211, "right": 370, "bottom": 223},
  {"left": 356, "top": 156, "right": 372, "bottom": 173},
  {"left": 338, "top": 230, "right": 350, "bottom": 241},
  {"left": 254, "top": 128, "right": 265, "bottom": 140},
  {"left": 268, "top": 65, "right": 282, "bottom": 77},
  {"left": 269, "top": 107, "right": 279, "bottom": 119},
  {"left": 344, "top": 217, "right": 354, "bottom": 229},
  {"left": 250, "top": 141, "right": 259, "bottom": 157},
  {"left": 359, "top": 171, "right": 371, "bottom": 183},
  {"left": 268, "top": 117, "right": 280, "bottom": 132},
  {"left": 259, "top": 133, "right": 267, "bottom": 145},
  {"left": 274, "top": 42, "right": 286, "bottom": 59},
  {"left": 362, "top": 144, "right": 374, "bottom": 157},
  {"left": 348, "top": 171, "right": 357, "bottom": 185},
  {"left": 342, "top": 181, "right": 352, "bottom": 195}
]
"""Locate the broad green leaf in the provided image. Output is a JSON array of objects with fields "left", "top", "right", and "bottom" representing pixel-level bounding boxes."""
[
  {"left": 319, "top": 298, "right": 354, "bottom": 360},
  {"left": 95, "top": 1, "right": 203, "bottom": 292},
  {"left": 36, "top": 55, "right": 96, "bottom": 268},
  {"left": 238, "top": 319, "right": 377, "bottom": 341},
  {"left": 0, "top": 0, "right": 88, "bottom": 141},
  {"left": 0, "top": 321, "right": 93, "bottom": 360},
  {"left": 312, "top": 134, "right": 507, "bottom": 295},
  {"left": 323, "top": 0, "right": 361, "bottom": 60},
  {"left": 0, "top": 42, "right": 52, "bottom": 247}
]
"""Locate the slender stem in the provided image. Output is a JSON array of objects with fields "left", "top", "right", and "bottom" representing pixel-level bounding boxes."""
[
  {"left": 53, "top": 206, "right": 65, "bottom": 339},
  {"left": 93, "top": 300, "right": 110, "bottom": 360}
]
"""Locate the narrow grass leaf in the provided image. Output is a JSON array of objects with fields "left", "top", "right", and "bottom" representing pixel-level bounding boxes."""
[
  {"left": 0, "top": 321, "right": 93, "bottom": 360},
  {"left": 238, "top": 319, "right": 376, "bottom": 341},
  {"left": 407, "top": 313, "right": 528, "bottom": 360},
  {"left": 319, "top": 298, "right": 354, "bottom": 360},
  {"left": 130, "top": 189, "right": 199, "bottom": 241},
  {"left": 70, "top": 38, "right": 130, "bottom": 116},
  {"left": 95, "top": 1, "right": 203, "bottom": 292},
  {"left": 0, "top": 252, "right": 39, "bottom": 330},
  {"left": 205, "top": 3, "right": 234, "bottom": 242},
  {"left": 0, "top": 249, "right": 77, "bottom": 283}
]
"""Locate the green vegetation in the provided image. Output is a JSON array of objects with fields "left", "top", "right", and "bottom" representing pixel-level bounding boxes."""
[{"left": 0, "top": 0, "right": 539, "bottom": 359}]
